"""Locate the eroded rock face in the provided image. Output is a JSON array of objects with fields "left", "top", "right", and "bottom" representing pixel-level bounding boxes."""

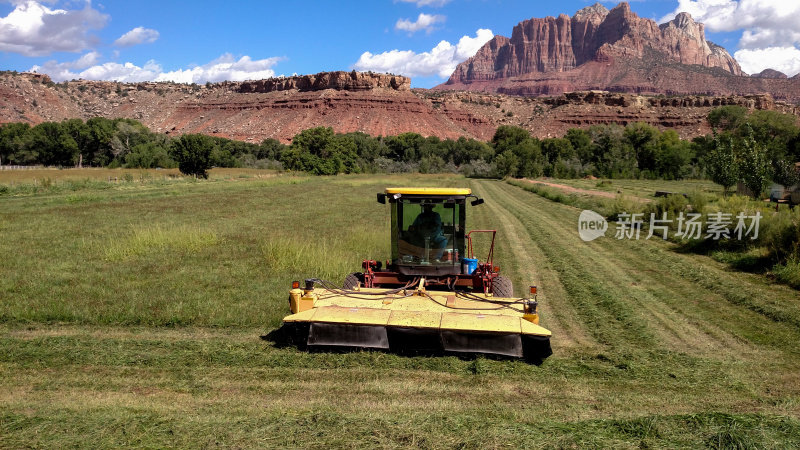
[
  {"left": 0, "top": 71, "right": 489, "bottom": 144},
  {"left": 447, "top": 2, "right": 742, "bottom": 86},
  {"left": 2, "top": 71, "right": 797, "bottom": 145},
  {"left": 235, "top": 71, "right": 410, "bottom": 93},
  {"left": 439, "top": 2, "right": 800, "bottom": 101}
]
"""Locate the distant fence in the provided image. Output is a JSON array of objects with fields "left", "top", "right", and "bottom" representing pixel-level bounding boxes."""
[{"left": 0, "top": 165, "right": 46, "bottom": 170}]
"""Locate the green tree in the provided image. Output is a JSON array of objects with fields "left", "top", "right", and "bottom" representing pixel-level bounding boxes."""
[
  {"left": 624, "top": 122, "right": 660, "bottom": 173},
  {"left": 85, "top": 117, "right": 116, "bottom": 166},
  {"left": 705, "top": 135, "right": 739, "bottom": 195},
  {"left": 566, "top": 128, "right": 593, "bottom": 165},
  {"left": 743, "top": 110, "right": 800, "bottom": 167},
  {"left": 21, "top": 122, "right": 79, "bottom": 166},
  {"left": 61, "top": 119, "right": 91, "bottom": 166},
  {"left": 708, "top": 105, "right": 747, "bottom": 132},
  {"left": 125, "top": 142, "right": 176, "bottom": 169},
  {"left": 281, "top": 127, "right": 360, "bottom": 175},
  {"left": 736, "top": 126, "right": 772, "bottom": 198},
  {"left": 491, "top": 125, "right": 530, "bottom": 154},
  {"left": 491, "top": 126, "right": 543, "bottom": 177},
  {"left": 384, "top": 132, "right": 424, "bottom": 162},
  {"left": 772, "top": 159, "right": 800, "bottom": 187},
  {"left": 109, "top": 119, "right": 152, "bottom": 165},
  {"left": 0, "top": 122, "right": 30, "bottom": 165},
  {"left": 170, "top": 134, "right": 217, "bottom": 178},
  {"left": 257, "top": 138, "right": 287, "bottom": 160},
  {"left": 591, "top": 125, "right": 635, "bottom": 178},
  {"left": 541, "top": 137, "right": 574, "bottom": 164},
  {"left": 654, "top": 130, "right": 693, "bottom": 180},
  {"left": 452, "top": 136, "right": 493, "bottom": 165},
  {"left": 493, "top": 150, "right": 519, "bottom": 178}
]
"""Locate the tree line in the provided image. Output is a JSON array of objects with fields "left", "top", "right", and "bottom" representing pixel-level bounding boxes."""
[{"left": 1, "top": 107, "right": 798, "bottom": 192}]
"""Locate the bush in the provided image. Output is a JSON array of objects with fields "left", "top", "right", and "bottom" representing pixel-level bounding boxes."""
[
  {"left": 608, "top": 194, "right": 644, "bottom": 221},
  {"left": 686, "top": 190, "right": 709, "bottom": 214},
  {"left": 646, "top": 194, "right": 689, "bottom": 218},
  {"left": 760, "top": 207, "right": 800, "bottom": 261},
  {"left": 460, "top": 159, "right": 496, "bottom": 178},
  {"left": 772, "top": 257, "right": 800, "bottom": 289}
]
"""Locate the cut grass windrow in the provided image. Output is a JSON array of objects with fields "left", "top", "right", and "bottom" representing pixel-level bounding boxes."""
[{"left": 1, "top": 173, "right": 799, "bottom": 447}]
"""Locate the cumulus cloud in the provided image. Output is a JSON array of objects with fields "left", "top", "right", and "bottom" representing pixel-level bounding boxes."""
[
  {"left": 155, "top": 54, "right": 283, "bottom": 83},
  {"left": 734, "top": 47, "right": 800, "bottom": 76},
  {"left": 660, "top": 0, "right": 800, "bottom": 35},
  {"left": 0, "top": 0, "right": 108, "bottom": 56},
  {"left": 31, "top": 53, "right": 284, "bottom": 83},
  {"left": 395, "top": 13, "right": 445, "bottom": 34},
  {"left": 354, "top": 28, "right": 493, "bottom": 79},
  {"left": 114, "top": 27, "right": 160, "bottom": 47},
  {"left": 660, "top": 1, "right": 800, "bottom": 75},
  {"left": 30, "top": 50, "right": 104, "bottom": 80},
  {"left": 396, "top": 0, "right": 451, "bottom": 7}
]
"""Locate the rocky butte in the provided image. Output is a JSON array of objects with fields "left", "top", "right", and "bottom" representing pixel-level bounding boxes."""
[
  {"left": 2, "top": 69, "right": 798, "bottom": 143},
  {"left": 0, "top": 70, "right": 496, "bottom": 143},
  {"left": 438, "top": 2, "right": 800, "bottom": 103}
]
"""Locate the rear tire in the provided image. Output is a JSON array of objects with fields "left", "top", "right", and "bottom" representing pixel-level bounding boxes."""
[
  {"left": 492, "top": 276, "right": 513, "bottom": 297},
  {"left": 343, "top": 272, "right": 363, "bottom": 290}
]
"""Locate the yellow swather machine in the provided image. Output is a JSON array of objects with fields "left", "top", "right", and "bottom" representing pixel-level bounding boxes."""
[{"left": 280, "top": 187, "right": 552, "bottom": 363}]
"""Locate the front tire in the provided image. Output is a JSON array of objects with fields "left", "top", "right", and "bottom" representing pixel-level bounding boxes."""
[
  {"left": 343, "top": 272, "right": 363, "bottom": 290},
  {"left": 492, "top": 276, "right": 513, "bottom": 297}
]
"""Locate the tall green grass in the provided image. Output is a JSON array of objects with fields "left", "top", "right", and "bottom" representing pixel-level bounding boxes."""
[{"left": 103, "top": 226, "right": 221, "bottom": 261}]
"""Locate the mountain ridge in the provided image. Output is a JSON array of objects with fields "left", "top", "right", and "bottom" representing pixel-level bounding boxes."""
[{"left": 437, "top": 2, "right": 800, "bottom": 102}]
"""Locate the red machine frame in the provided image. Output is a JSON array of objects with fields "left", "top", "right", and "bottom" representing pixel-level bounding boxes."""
[{"left": 359, "top": 228, "right": 501, "bottom": 294}]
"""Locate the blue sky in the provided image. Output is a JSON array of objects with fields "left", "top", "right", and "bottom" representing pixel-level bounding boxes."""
[{"left": 0, "top": 1, "right": 797, "bottom": 88}]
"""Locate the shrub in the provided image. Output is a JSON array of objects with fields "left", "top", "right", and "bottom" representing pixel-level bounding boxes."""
[
  {"left": 608, "top": 194, "right": 644, "bottom": 221},
  {"left": 760, "top": 207, "right": 800, "bottom": 261},
  {"left": 686, "top": 189, "right": 709, "bottom": 214},
  {"left": 460, "top": 159, "right": 496, "bottom": 178},
  {"left": 646, "top": 194, "right": 689, "bottom": 218}
]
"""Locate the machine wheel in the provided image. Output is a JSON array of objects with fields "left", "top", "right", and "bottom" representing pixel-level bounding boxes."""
[
  {"left": 343, "top": 272, "right": 363, "bottom": 290},
  {"left": 492, "top": 276, "right": 514, "bottom": 298}
]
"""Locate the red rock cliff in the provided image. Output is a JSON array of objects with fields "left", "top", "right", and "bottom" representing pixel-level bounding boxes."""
[{"left": 447, "top": 2, "right": 742, "bottom": 85}]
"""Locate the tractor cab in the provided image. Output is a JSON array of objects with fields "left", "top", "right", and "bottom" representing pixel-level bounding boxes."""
[
  {"left": 379, "top": 188, "right": 480, "bottom": 276},
  {"left": 371, "top": 187, "right": 502, "bottom": 293}
]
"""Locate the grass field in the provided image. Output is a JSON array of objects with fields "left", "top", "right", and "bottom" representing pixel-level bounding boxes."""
[
  {"left": 530, "top": 178, "right": 723, "bottom": 201},
  {"left": 1, "top": 170, "right": 799, "bottom": 448}
]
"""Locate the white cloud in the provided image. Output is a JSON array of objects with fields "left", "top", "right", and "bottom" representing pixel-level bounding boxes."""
[
  {"left": 396, "top": 0, "right": 451, "bottom": 7},
  {"left": 31, "top": 53, "right": 284, "bottom": 83},
  {"left": 155, "top": 54, "right": 283, "bottom": 83},
  {"left": 354, "top": 28, "right": 493, "bottom": 78},
  {"left": 0, "top": 0, "right": 108, "bottom": 56},
  {"left": 739, "top": 28, "right": 800, "bottom": 49},
  {"left": 734, "top": 47, "right": 800, "bottom": 77},
  {"left": 660, "top": 1, "right": 800, "bottom": 76},
  {"left": 114, "top": 27, "right": 160, "bottom": 47},
  {"left": 395, "top": 13, "right": 445, "bottom": 34},
  {"left": 660, "top": 0, "right": 800, "bottom": 35},
  {"left": 72, "top": 50, "right": 101, "bottom": 69}
]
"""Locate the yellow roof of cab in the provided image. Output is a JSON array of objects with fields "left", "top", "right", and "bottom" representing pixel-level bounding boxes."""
[{"left": 385, "top": 187, "right": 471, "bottom": 196}]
